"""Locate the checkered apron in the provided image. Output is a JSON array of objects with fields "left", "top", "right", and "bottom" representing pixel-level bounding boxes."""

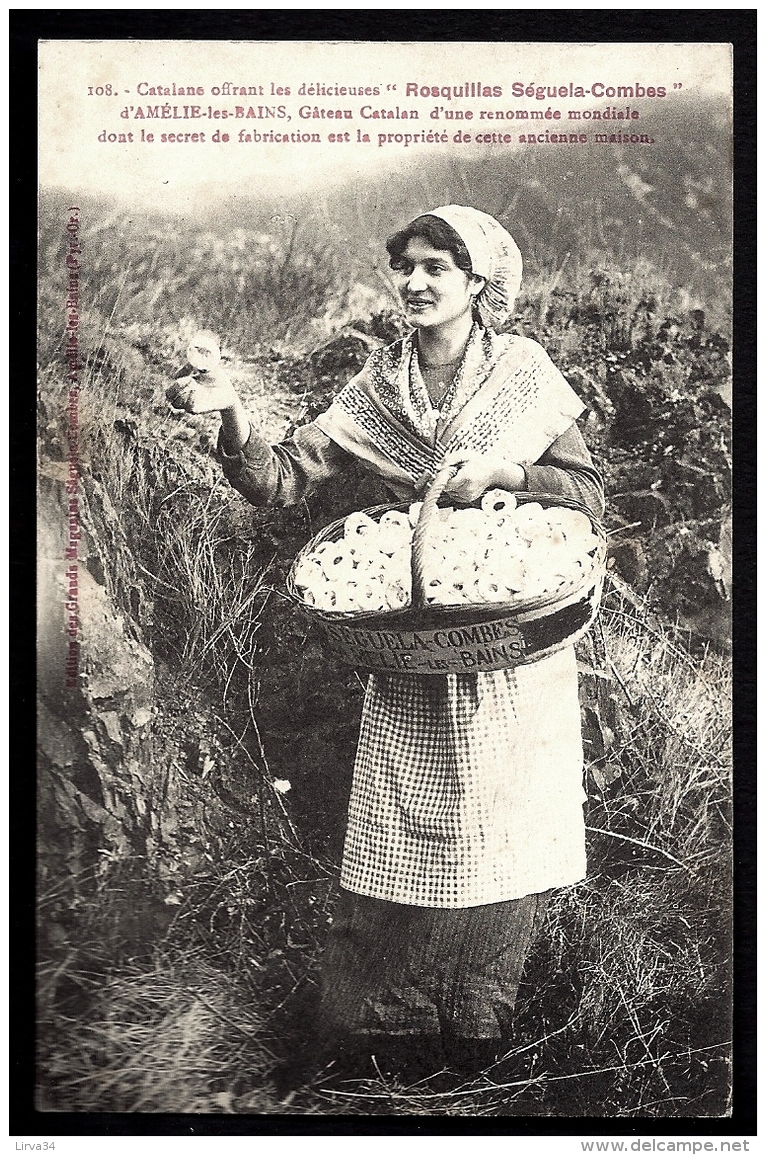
[
  {"left": 316, "top": 327, "right": 590, "bottom": 908},
  {"left": 341, "top": 647, "right": 586, "bottom": 907}
]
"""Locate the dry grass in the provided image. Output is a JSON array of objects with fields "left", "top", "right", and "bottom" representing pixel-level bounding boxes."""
[
  {"left": 37, "top": 952, "right": 279, "bottom": 1114},
  {"left": 39, "top": 197, "right": 348, "bottom": 356},
  {"left": 35, "top": 595, "right": 730, "bottom": 1117}
]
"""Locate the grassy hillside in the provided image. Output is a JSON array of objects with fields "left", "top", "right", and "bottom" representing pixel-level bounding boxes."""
[{"left": 36, "top": 137, "right": 732, "bottom": 1116}]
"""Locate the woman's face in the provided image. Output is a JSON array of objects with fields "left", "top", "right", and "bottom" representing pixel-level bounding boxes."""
[{"left": 391, "top": 238, "right": 483, "bottom": 331}]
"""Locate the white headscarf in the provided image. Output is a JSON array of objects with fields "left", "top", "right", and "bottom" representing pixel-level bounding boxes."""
[{"left": 428, "top": 205, "right": 523, "bottom": 330}]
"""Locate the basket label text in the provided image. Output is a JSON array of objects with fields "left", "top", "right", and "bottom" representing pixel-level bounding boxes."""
[{"left": 318, "top": 616, "right": 527, "bottom": 673}]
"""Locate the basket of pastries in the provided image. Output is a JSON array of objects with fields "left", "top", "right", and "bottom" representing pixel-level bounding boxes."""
[{"left": 286, "top": 465, "right": 607, "bottom": 675}]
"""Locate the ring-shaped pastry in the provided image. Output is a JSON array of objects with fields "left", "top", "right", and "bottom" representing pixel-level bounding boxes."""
[
  {"left": 481, "top": 488, "right": 517, "bottom": 517},
  {"left": 344, "top": 511, "right": 378, "bottom": 540},
  {"left": 320, "top": 543, "right": 357, "bottom": 582}
]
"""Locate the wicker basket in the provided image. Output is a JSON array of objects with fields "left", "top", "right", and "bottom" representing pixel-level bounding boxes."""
[{"left": 286, "top": 465, "right": 606, "bottom": 675}]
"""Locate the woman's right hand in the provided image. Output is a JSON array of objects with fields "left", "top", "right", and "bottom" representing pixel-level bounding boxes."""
[{"left": 165, "top": 364, "right": 240, "bottom": 415}]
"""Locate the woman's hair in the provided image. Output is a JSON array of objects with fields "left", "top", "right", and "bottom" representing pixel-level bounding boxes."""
[{"left": 386, "top": 215, "right": 473, "bottom": 274}]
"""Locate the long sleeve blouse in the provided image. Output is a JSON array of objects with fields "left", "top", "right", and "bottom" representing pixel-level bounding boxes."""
[{"left": 218, "top": 419, "right": 604, "bottom": 520}]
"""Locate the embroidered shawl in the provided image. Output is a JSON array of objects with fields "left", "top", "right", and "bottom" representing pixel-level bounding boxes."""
[{"left": 314, "top": 324, "right": 585, "bottom": 498}]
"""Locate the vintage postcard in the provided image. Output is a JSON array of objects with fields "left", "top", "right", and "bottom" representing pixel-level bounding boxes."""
[{"left": 35, "top": 34, "right": 736, "bottom": 1127}]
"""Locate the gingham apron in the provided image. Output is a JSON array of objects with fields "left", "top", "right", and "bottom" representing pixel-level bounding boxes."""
[{"left": 317, "top": 326, "right": 588, "bottom": 907}]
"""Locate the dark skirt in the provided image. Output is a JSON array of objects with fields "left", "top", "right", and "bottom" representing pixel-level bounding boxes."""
[{"left": 320, "top": 887, "right": 548, "bottom": 1042}]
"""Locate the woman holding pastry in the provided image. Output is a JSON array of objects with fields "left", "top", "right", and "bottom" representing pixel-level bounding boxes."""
[{"left": 167, "top": 206, "right": 604, "bottom": 1077}]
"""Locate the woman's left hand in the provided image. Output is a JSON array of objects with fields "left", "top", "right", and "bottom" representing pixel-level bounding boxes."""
[{"left": 441, "top": 451, "right": 526, "bottom": 504}]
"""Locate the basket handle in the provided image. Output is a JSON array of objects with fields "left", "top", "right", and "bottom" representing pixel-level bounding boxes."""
[{"left": 411, "top": 464, "right": 458, "bottom": 608}]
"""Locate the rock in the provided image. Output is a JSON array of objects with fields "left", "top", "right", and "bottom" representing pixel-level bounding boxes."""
[
  {"left": 607, "top": 538, "right": 649, "bottom": 591},
  {"left": 610, "top": 489, "right": 672, "bottom": 531},
  {"left": 38, "top": 473, "right": 159, "bottom": 887}
]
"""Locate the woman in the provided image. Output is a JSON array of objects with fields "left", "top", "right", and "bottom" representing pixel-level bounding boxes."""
[{"left": 167, "top": 206, "right": 604, "bottom": 1078}]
